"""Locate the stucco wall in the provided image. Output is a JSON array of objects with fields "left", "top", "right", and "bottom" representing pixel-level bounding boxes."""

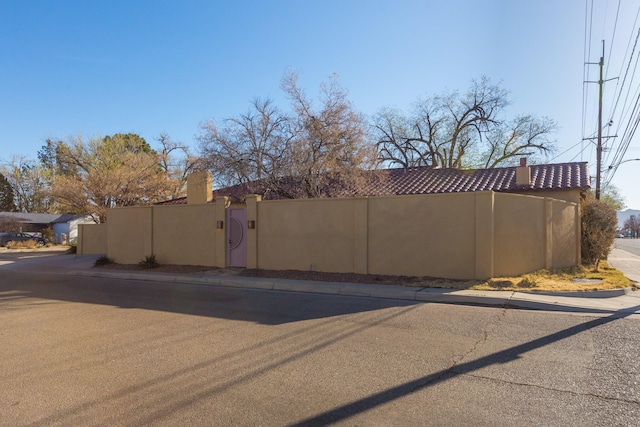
[
  {"left": 107, "top": 207, "right": 153, "bottom": 264},
  {"left": 252, "top": 191, "right": 580, "bottom": 279},
  {"left": 493, "top": 193, "right": 579, "bottom": 276},
  {"left": 78, "top": 223, "right": 108, "bottom": 254},
  {"left": 152, "top": 204, "right": 219, "bottom": 266},
  {"left": 99, "top": 190, "right": 580, "bottom": 280},
  {"left": 256, "top": 198, "right": 361, "bottom": 273},
  {"left": 367, "top": 193, "right": 477, "bottom": 279},
  {"left": 106, "top": 204, "right": 222, "bottom": 266}
]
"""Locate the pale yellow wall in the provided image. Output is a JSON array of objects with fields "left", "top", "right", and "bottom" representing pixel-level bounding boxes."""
[
  {"left": 367, "top": 193, "right": 477, "bottom": 279},
  {"left": 99, "top": 189, "right": 580, "bottom": 280},
  {"left": 152, "top": 204, "right": 218, "bottom": 266},
  {"left": 256, "top": 198, "right": 358, "bottom": 273},
  {"left": 106, "top": 204, "right": 221, "bottom": 266},
  {"left": 493, "top": 193, "right": 545, "bottom": 276},
  {"left": 250, "top": 191, "right": 578, "bottom": 279},
  {"left": 492, "top": 193, "right": 579, "bottom": 277},
  {"left": 107, "top": 206, "right": 153, "bottom": 264},
  {"left": 518, "top": 189, "right": 582, "bottom": 205},
  {"left": 187, "top": 171, "right": 213, "bottom": 204},
  {"left": 77, "top": 224, "right": 107, "bottom": 254},
  {"left": 551, "top": 200, "right": 579, "bottom": 268}
]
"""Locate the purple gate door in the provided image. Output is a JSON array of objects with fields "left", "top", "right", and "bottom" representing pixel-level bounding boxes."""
[{"left": 226, "top": 208, "right": 247, "bottom": 267}]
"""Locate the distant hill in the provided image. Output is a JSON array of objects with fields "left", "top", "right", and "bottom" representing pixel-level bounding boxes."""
[{"left": 617, "top": 209, "right": 640, "bottom": 228}]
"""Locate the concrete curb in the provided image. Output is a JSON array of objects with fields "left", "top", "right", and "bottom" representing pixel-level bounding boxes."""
[{"left": 68, "top": 269, "right": 639, "bottom": 313}]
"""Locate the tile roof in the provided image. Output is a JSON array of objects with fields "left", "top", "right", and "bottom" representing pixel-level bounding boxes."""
[
  {"left": 360, "top": 162, "right": 590, "bottom": 196},
  {"left": 157, "top": 162, "right": 590, "bottom": 205}
]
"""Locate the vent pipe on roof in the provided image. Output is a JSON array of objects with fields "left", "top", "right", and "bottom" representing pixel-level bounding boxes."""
[{"left": 516, "top": 157, "right": 531, "bottom": 187}]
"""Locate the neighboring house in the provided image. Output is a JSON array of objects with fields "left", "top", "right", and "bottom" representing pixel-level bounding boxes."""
[
  {"left": 159, "top": 161, "right": 590, "bottom": 206},
  {"left": 0, "top": 212, "right": 94, "bottom": 244}
]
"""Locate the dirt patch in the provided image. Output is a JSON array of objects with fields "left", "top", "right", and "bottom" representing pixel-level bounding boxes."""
[
  {"left": 94, "top": 263, "right": 634, "bottom": 292},
  {"left": 239, "top": 269, "right": 477, "bottom": 288},
  {"left": 95, "top": 263, "right": 471, "bottom": 287},
  {"left": 97, "top": 263, "right": 221, "bottom": 274}
]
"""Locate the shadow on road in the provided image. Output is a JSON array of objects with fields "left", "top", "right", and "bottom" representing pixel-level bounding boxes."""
[
  {"left": 290, "top": 304, "right": 640, "bottom": 426},
  {"left": 0, "top": 265, "right": 421, "bottom": 325}
]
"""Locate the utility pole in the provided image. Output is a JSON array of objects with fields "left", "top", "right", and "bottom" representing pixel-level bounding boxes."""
[
  {"left": 585, "top": 40, "right": 616, "bottom": 200},
  {"left": 596, "top": 41, "right": 603, "bottom": 200}
]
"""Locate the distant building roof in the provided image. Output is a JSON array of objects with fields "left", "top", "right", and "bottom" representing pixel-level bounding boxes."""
[
  {"left": 157, "top": 162, "right": 590, "bottom": 205},
  {"left": 0, "top": 212, "right": 88, "bottom": 224}
]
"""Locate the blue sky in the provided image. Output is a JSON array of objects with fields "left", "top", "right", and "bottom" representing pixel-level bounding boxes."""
[{"left": 1, "top": 0, "right": 639, "bottom": 208}]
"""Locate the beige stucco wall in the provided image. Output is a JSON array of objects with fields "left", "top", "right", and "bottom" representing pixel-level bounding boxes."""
[
  {"left": 251, "top": 191, "right": 579, "bottom": 280},
  {"left": 367, "top": 193, "right": 477, "bottom": 279},
  {"left": 77, "top": 223, "right": 107, "bottom": 254},
  {"left": 493, "top": 194, "right": 546, "bottom": 276},
  {"left": 492, "top": 193, "right": 579, "bottom": 276},
  {"left": 98, "top": 190, "right": 580, "bottom": 280},
  {"left": 152, "top": 204, "right": 219, "bottom": 266},
  {"left": 107, "top": 206, "right": 153, "bottom": 264},
  {"left": 256, "top": 197, "right": 359, "bottom": 273},
  {"left": 106, "top": 204, "right": 221, "bottom": 266},
  {"left": 551, "top": 200, "right": 580, "bottom": 268},
  {"left": 517, "top": 188, "right": 582, "bottom": 205}
]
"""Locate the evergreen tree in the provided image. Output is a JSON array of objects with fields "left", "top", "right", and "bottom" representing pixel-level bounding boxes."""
[{"left": 0, "top": 172, "right": 16, "bottom": 212}]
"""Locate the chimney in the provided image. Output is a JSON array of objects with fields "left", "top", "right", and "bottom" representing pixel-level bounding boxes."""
[
  {"left": 187, "top": 171, "right": 213, "bottom": 204},
  {"left": 515, "top": 157, "right": 531, "bottom": 187}
]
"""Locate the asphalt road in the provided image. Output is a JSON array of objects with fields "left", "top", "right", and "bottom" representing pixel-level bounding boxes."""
[
  {"left": 1, "top": 267, "right": 640, "bottom": 426},
  {"left": 615, "top": 237, "right": 640, "bottom": 257}
]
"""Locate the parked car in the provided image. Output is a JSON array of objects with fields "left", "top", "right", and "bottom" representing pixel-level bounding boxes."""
[{"left": 0, "top": 232, "right": 47, "bottom": 247}]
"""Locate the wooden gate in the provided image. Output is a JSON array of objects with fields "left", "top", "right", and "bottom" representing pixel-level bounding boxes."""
[{"left": 226, "top": 208, "right": 247, "bottom": 267}]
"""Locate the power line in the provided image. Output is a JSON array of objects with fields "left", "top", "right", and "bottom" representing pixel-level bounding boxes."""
[{"left": 605, "top": 0, "right": 622, "bottom": 78}]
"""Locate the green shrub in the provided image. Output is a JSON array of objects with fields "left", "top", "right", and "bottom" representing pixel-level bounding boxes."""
[
  {"left": 581, "top": 198, "right": 617, "bottom": 271},
  {"left": 94, "top": 255, "right": 112, "bottom": 267},
  {"left": 139, "top": 254, "right": 159, "bottom": 269},
  {"left": 41, "top": 227, "right": 54, "bottom": 244},
  {"left": 67, "top": 242, "right": 77, "bottom": 254}
]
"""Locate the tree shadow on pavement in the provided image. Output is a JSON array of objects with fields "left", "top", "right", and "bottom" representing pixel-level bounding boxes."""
[
  {"left": 290, "top": 304, "right": 640, "bottom": 426},
  {"left": 0, "top": 268, "right": 421, "bottom": 325}
]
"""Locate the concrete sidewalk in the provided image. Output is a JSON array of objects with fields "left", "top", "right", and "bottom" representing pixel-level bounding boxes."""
[
  {"left": 608, "top": 247, "right": 640, "bottom": 283},
  {"left": 66, "top": 253, "right": 640, "bottom": 316},
  {"left": 3, "top": 248, "right": 640, "bottom": 315}
]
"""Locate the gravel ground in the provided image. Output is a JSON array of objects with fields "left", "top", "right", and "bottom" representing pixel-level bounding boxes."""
[{"left": 96, "top": 262, "right": 471, "bottom": 288}]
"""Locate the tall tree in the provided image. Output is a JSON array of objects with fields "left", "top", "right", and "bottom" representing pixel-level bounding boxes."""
[
  {"left": 0, "top": 156, "right": 53, "bottom": 212},
  {"left": 374, "top": 76, "right": 557, "bottom": 169},
  {"left": 198, "top": 73, "right": 376, "bottom": 199},
  {"left": 49, "top": 134, "right": 175, "bottom": 223},
  {"left": 624, "top": 215, "right": 639, "bottom": 238},
  {"left": 281, "top": 71, "right": 377, "bottom": 198},
  {"left": 156, "top": 132, "right": 200, "bottom": 198},
  {"left": 0, "top": 172, "right": 16, "bottom": 212},
  {"left": 198, "top": 97, "right": 294, "bottom": 193},
  {"left": 596, "top": 183, "right": 626, "bottom": 211}
]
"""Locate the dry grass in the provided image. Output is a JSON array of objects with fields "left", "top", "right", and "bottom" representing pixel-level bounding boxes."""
[
  {"left": 467, "top": 262, "right": 633, "bottom": 292},
  {"left": 96, "top": 260, "right": 635, "bottom": 293},
  {"left": 5, "top": 240, "right": 41, "bottom": 250}
]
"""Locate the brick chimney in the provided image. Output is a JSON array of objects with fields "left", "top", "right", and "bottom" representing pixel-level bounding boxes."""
[
  {"left": 515, "top": 157, "right": 531, "bottom": 187},
  {"left": 187, "top": 171, "right": 213, "bottom": 204}
]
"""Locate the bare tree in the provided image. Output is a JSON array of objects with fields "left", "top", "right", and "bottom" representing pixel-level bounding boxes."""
[
  {"left": 281, "top": 71, "right": 377, "bottom": 198},
  {"left": 1, "top": 156, "right": 53, "bottom": 213},
  {"left": 374, "top": 76, "right": 556, "bottom": 169},
  {"left": 198, "top": 97, "right": 295, "bottom": 194},
  {"left": 198, "top": 74, "right": 377, "bottom": 199},
  {"left": 156, "top": 133, "right": 199, "bottom": 198},
  {"left": 624, "top": 215, "right": 639, "bottom": 238}
]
